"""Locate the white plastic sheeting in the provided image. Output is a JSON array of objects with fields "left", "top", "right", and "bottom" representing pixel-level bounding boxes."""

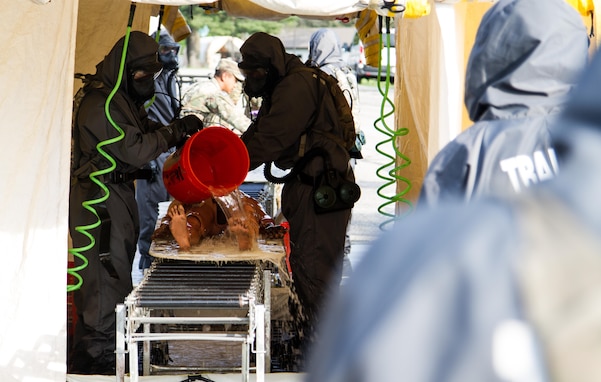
[
  {"left": 0, "top": 0, "right": 77, "bottom": 381},
  {"left": 130, "top": 0, "right": 404, "bottom": 18},
  {"left": 131, "top": 0, "right": 362, "bottom": 10},
  {"left": 131, "top": 0, "right": 363, "bottom": 13},
  {"left": 246, "top": 0, "right": 364, "bottom": 15}
]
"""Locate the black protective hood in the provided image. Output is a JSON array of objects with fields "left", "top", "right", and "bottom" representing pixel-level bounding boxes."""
[
  {"left": 465, "top": 0, "right": 588, "bottom": 122},
  {"left": 94, "top": 31, "right": 162, "bottom": 90},
  {"left": 239, "top": 32, "right": 296, "bottom": 78}
]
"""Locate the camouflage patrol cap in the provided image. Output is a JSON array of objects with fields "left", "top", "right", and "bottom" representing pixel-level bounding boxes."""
[{"left": 215, "top": 58, "right": 245, "bottom": 82}]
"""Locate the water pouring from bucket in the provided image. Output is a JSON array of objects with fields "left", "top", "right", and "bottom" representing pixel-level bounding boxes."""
[{"left": 162, "top": 126, "right": 250, "bottom": 204}]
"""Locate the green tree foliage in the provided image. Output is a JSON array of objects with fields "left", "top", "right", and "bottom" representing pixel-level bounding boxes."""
[
  {"left": 179, "top": 6, "right": 347, "bottom": 38},
  {"left": 176, "top": 6, "right": 354, "bottom": 68}
]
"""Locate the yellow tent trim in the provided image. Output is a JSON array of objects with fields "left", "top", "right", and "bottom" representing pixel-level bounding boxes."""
[
  {"left": 566, "top": 0, "right": 595, "bottom": 15},
  {"left": 404, "top": 0, "right": 431, "bottom": 19}
]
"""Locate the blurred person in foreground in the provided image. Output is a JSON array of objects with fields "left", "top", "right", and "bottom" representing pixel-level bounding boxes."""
[
  {"left": 307, "top": 1, "right": 601, "bottom": 381},
  {"left": 135, "top": 29, "right": 182, "bottom": 273},
  {"left": 307, "top": 28, "right": 365, "bottom": 279},
  {"left": 238, "top": 32, "right": 355, "bottom": 368},
  {"left": 181, "top": 57, "right": 251, "bottom": 135},
  {"left": 418, "top": 0, "right": 589, "bottom": 208}
]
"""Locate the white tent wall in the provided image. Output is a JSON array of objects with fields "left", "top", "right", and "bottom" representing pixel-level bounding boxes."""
[
  {"left": 0, "top": 0, "right": 77, "bottom": 381},
  {"left": 432, "top": 4, "right": 463, "bottom": 153},
  {"left": 0, "top": 0, "right": 154, "bottom": 380}
]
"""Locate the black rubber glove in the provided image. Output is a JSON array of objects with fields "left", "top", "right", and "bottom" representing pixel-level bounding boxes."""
[
  {"left": 158, "top": 115, "right": 203, "bottom": 148},
  {"left": 177, "top": 115, "right": 204, "bottom": 136}
]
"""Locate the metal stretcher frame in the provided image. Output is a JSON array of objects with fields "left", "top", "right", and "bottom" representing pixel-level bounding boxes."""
[{"left": 115, "top": 260, "right": 272, "bottom": 382}]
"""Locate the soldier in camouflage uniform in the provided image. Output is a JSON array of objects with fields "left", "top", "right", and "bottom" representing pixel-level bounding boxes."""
[{"left": 181, "top": 58, "right": 251, "bottom": 135}]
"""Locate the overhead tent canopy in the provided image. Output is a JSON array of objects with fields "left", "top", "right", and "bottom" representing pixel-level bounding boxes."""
[
  {"left": 73, "top": 0, "right": 427, "bottom": 89},
  {"left": 1, "top": 0, "right": 598, "bottom": 381},
  {"left": 132, "top": 0, "right": 396, "bottom": 19}
]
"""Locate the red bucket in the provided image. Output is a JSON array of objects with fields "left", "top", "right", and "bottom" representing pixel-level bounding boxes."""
[{"left": 163, "top": 126, "right": 250, "bottom": 203}]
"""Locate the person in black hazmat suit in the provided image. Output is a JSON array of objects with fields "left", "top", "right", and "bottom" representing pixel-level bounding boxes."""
[
  {"left": 135, "top": 30, "right": 181, "bottom": 273},
  {"left": 306, "top": 1, "right": 599, "bottom": 381},
  {"left": 238, "top": 32, "right": 355, "bottom": 366},
  {"left": 418, "top": 0, "right": 589, "bottom": 208},
  {"left": 68, "top": 31, "right": 202, "bottom": 374}
]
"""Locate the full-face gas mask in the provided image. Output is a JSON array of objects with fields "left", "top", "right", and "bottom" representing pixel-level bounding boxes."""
[
  {"left": 158, "top": 44, "right": 180, "bottom": 70},
  {"left": 128, "top": 67, "right": 161, "bottom": 104},
  {"left": 240, "top": 66, "right": 279, "bottom": 98},
  {"left": 126, "top": 51, "right": 162, "bottom": 105}
]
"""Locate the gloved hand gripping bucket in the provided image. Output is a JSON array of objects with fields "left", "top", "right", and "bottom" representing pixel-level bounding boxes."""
[{"left": 163, "top": 126, "right": 250, "bottom": 203}]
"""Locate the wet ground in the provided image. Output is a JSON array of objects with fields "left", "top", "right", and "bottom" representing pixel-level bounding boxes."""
[{"left": 157, "top": 341, "right": 244, "bottom": 372}]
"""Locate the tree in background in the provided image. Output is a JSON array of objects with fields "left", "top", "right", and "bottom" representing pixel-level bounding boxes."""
[{"left": 178, "top": 6, "right": 348, "bottom": 67}]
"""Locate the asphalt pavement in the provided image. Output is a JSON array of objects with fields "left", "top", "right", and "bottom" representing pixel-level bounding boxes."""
[{"left": 347, "top": 81, "right": 397, "bottom": 268}]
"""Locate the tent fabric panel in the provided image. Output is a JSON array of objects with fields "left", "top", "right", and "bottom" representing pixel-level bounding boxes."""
[
  {"left": 0, "top": 0, "right": 78, "bottom": 380},
  {"left": 396, "top": 3, "right": 495, "bottom": 209},
  {"left": 130, "top": 0, "right": 361, "bottom": 11},
  {"left": 221, "top": 0, "right": 293, "bottom": 20},
  {"left": 222, "top": 0, "right": 358, "bottom": 21},
  {"left": 247, "top": 0, "right": 363, "bottom": 15},
  {"left": 75, "top": 0, "right": 154, "bottom": 93},
  {"left": 132, "top": 0, "right": 220, "bottom": 4},
  {"left": 132, "top": 0, "right": 363, "bottom": 19},
  {"left": 396, "top": 12, "right": 439, "bottom": 210}
]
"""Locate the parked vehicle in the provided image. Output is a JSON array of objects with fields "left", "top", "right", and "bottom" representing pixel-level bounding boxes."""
[{"left": 346, "top": 31, "right": 396, "bottom": 83}]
